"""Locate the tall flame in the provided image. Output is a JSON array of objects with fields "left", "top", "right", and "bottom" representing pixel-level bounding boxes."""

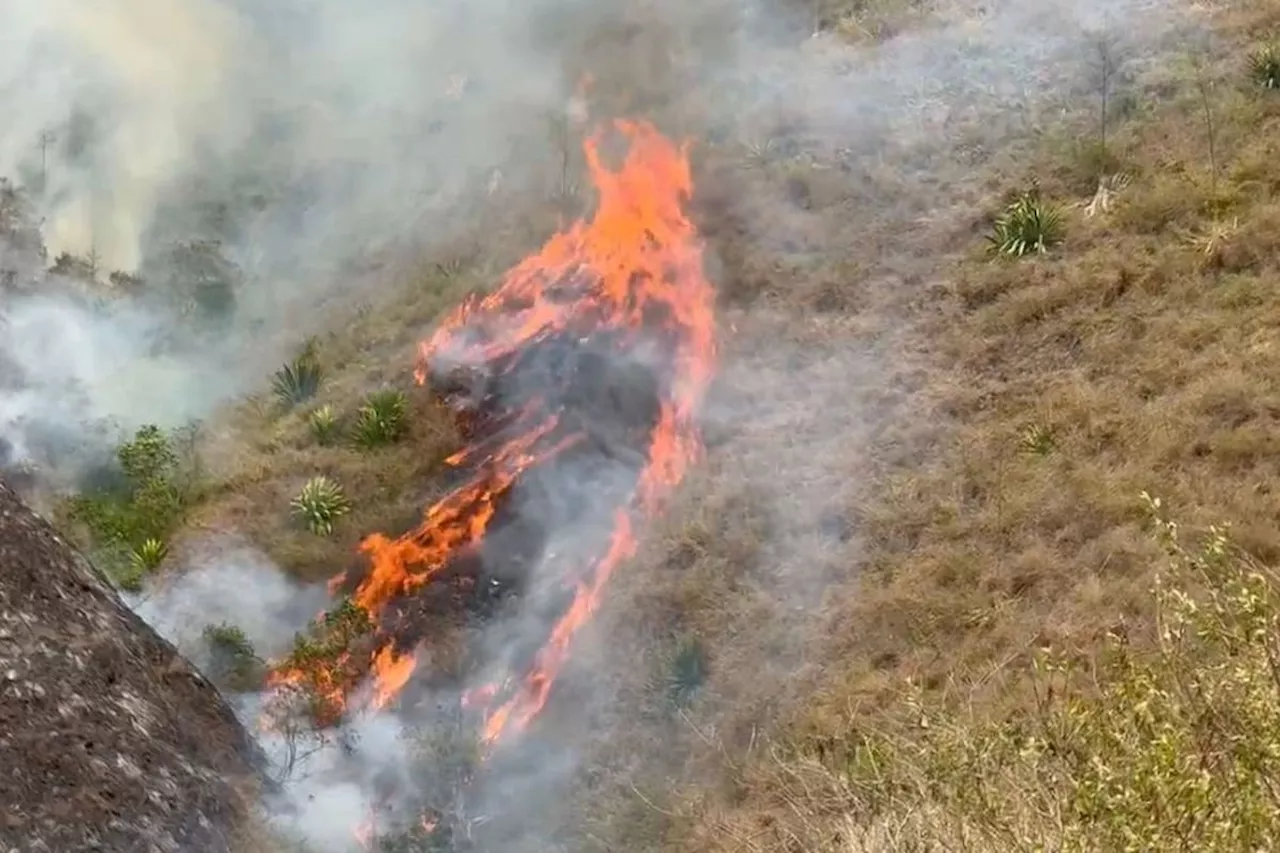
[{"left": 266, "top": 118, "right": 716, "bottom": 752}]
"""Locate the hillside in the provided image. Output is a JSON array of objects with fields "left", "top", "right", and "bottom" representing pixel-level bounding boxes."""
[{"left": 5, "top": 0, "right": 1280, "bottom": 850}]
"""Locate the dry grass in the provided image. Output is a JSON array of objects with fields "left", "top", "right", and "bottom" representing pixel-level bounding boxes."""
[
  {"left": 180, "top": 258, "right": 489, "bottom": 579},
  {"left": 621, "top": 2, "right": 1280, "bottom": 850}
]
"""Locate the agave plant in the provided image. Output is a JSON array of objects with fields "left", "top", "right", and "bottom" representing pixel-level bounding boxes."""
[
  {"left": 988, "top": 190, "right": 1065, "bottom": 257},
  {"left": 129, "top": 537, "right": 170, "bottom": 575},
  {"left": 352, "top": 389, "right": 409, "bottom": 449},
  {"left": 291, "top": 475, "right": 351, "bottom": 536},
  {"left": 1018, "top": 423, "right": 1056, "bottom": 457},
  {"left": 271, "top": 353, "right": 323, "bottom": 407},
  {"left": 308, "top": 404, "right": 341, "bottom": 446},
  {"left": 1249, "top": 44, "right": 1280, "bottom": 90},
  {"left": 663, "top": 636, "right": 708, "bottom": 711}
]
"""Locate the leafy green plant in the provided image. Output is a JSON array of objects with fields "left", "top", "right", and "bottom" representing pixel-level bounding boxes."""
[
  {"left": 290, "top": 475, "right": 351, "bottom": 535},
  {"left": 117, "top": 424, "right": 177, "bottom": 483},
  {"left": 351, "top": 389, "right": 409, "bottom": 448},
  {"left": 988, "top": 190, "right": 1065, "bottom": 257},
  {"left": 308, "top": 404, "right": 341, "bottom": 445},
  {"left": 1248, "top": 43, "right": 1280, "bottom": 89},
  {"left": 272, "top": 597, "right": 373, "bottom": 726},
  {"left": 271, "top": 349, "right": 323, "bottom": 407}
]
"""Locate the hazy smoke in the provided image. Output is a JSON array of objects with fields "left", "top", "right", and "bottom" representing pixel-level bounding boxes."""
[
  {"left": 3, "top": 0, "right": 569, "bottom": 275},
  {"left": 0, "top": 0, "right": 581, "bottom": 481}
]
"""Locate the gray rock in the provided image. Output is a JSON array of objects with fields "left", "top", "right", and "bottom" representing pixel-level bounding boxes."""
[{"left": 0, "top": 479, "right": 263, "bottom": 852}]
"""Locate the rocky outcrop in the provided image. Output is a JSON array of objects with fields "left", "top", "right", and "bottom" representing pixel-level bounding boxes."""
[{"left": 0, "top": 479, "right": 263, "bottom": 852}]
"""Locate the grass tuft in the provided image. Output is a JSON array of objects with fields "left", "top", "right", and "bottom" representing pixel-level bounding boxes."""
[
  {"left": 1017, "top": 424, "right": 1056, "bottom": 456},
  {"left": 290, "top": 475, "right": 351, "bottom": 536}
]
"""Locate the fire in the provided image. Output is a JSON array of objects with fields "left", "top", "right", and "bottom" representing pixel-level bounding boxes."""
[{"left": 265, "top": 118, "right": 716, "bottom": 756}]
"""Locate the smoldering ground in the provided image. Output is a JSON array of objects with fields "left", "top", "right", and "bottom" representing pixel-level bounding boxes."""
[{"left": 1, "top": 0, "right": 1210, "bottom": 850}]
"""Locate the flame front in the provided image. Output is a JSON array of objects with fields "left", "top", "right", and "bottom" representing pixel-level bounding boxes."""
[{"left": 266, "top": 118, "right": 716, "bottom": 751}]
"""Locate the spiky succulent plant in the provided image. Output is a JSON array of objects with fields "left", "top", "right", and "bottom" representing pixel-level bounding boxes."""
[
  {"left": 129, "top": 537, "right": 170, "bottom": 574},
  {"left": 351, "top": 389, "right": 409, "bottom": 449},
  {"left": 308, "top": 404, "right": 340, "bottom": 445},
  {"left": 291, "top": 475, "right": 351, "bottom": 536},
  {"left": 272, "top": 352, "right": 323, "bottom": 407},
  {"left": 988, "top": 191, "right": 1064, "bottom": 257},
  {"left": 1249, "top": 44, "right": 1280, "bottom": 90}
]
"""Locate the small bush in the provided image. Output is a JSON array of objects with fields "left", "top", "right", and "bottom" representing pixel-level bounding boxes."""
[
  {"left": 272, "top": 598, "right": 373, "bottom": 727},
  {"left": 62, "top": 424, "right": 195, "bottom": 590},
  {"left": 118, "top": 424, "right": 177, "bottom": 484},
  {"left": 308, "top": 404, "right": 341, "bottom": 446},
  {"left": 988, "top": 190, "right": 1065, "bottom": 257},
  {"left": 203, "top": 623, "right": 265, "bottom": 692},
  {"left": 272, "top": 351, "right": 323, "bottom": 407},
  {"left": 290, "top": 475, "right": 351, "bottom": 536},
  {"left": 351, "top": 389, "right": 409, "bottom": 449},
  {"left": 1249, "top": 44, "right": 1280, "bottom": 89}
]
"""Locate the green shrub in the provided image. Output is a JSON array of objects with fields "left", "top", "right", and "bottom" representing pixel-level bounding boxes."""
[
  {"left": 1249, "top": 43, "right": 1280, "bottom": 89},
  {"left": 290, "top": 475, "right": 351, "bottom": 535},
  {"left": 272, "top": 598, "right": 373, "bottom": 726},
  {"left": 271, "top": 354, "right": 323, "bottom": 407},
  {"left": 988, "top": 190, "right": 1065, "bottom": 257},
  {"left": 62, "top": 424, "right": 196, "bottom": 589},
  {"left": 202, "top": 623, "right": 265, "bottom": 692},
  {"left": 117, "top": 424, "right": 177, "bottom": 483},
  {"left": 308, "top": 404, "right": 340, "bottom": 445},
  {"left": 351, "top": 389, "right": 409, "bottom": 449}
]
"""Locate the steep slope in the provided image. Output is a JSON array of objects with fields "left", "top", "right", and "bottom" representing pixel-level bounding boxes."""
[{"left": 0, "top": 478, "right": 263, "bottom": 852}]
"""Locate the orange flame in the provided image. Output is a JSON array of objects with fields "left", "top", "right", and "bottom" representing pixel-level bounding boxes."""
[
  {"left": 265, "top": 118, "right": 716, "bottom": 764},
  {"left": 443, "top": 119, "right": 716, "bottom": 745}
]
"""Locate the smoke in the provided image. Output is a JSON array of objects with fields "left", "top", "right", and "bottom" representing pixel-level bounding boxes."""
[
  {"left": 0, "top": 0, "right": 1211, "bottom": 849},
  {"left": 0, "top": 0, "right": 582, "bottom": 484},
  {"left": 3, "top": 0, "right": 570, "bottom": 275},
  {"left": 125, "top": 542, "right": 419, "bottom": 851},
  {"left": 128, "top": 539, "right": 328, "bottom": 664}
]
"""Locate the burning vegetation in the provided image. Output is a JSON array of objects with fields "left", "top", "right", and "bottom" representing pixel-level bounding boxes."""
[{"left": 263, "top": 117, "right": 716, "bottom": 813}]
